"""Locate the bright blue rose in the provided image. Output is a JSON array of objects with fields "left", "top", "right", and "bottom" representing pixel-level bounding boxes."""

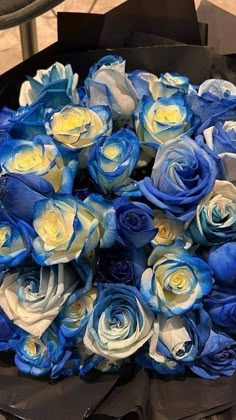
[
  {"left": 207, "top": 242, "right": 236, "bottom": 286},
  {"left": 96, "top": 245, "right": 147, "bottom": 286},
  {"left": 8, "top": 103, "right": 46, "bottom": 139},
  {"left": 204, "top": 285, "right": 236, "bottom": 334},
  {"left": 14, "top": 324, "right": 72, "bottom": 378},
  {"left": 32, "top": 194, "right": 101, "bottom": 265},
  {"left": 0, "top": 173, "right": 55, "bottom": 223},
  {"left": 139, "top": 137, "right": 217, "bottom": 221},
  {"left": 202, "top": 121, "right": 236, "bottom": 182},
  {"left": 141, "top": 243, "right": 213, "bottom": 317},
  {"left": 0, "top": 207, "right": 32, "bottom": 269},
  {"left": 190, "top": 330, "right": 236, "bottom": 379},
  {"left": 46, "top": 105, "right": 112, "bottom": 151},
  {"left": 0, "top": 308, "right": 19, "bottom": 351},
  {"left": 19, "top": 62, "right": 79, "bottom": 108},
  {"left": 84, "top": 283, "right": 154, "bottom": 360},
  {"left": 0, "top": 135, "right": 77, "bottom": 194},
  {"left": 186, "top": 89, "right": 236, "bottom": 134},
  {"left": 187, "top": 180, "right": 236, "bottom": 246},
  {"left": 85, "top": 55, "right": 139, "bottom": 120},
  {"left": 88, "top": 129, "right": 140, "bottom": 196},
  {"left": 114, "top": 197, "right": 157, "bottom": 248},
  {"left": 135, "top": 95, "right": 197, "bottom": 151}
]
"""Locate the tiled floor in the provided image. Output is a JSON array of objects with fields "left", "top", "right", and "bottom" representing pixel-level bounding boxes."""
[{"left": 0, "top": 0, "right": 235, "bottom": 75}]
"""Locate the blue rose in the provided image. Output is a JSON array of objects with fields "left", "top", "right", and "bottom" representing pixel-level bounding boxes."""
[
  {"left": 88, "top": 128, "right": 140, "bottom": 196},
  {"left": 0, "top": 207, "right": 33, "bottom": 269},
  {"left": 0, "top": 262, "right": 80, "bottom": 337},
  {"left": 139, "top": 137, "right": 217, "bottom": 221},
  {"left": 0, "top": 106, "right": 15, "bottom": 130},
  {"left": 0, "top": 308, "right": 18, "bottom": 351},
  {"left": 96, "top": 245, "right": 147, "bottom": 286},
  {"left": 19, "top": 62, "right": 79, "bottom": 108},
  {"left": 186, "top": 87, "right": 236, "bottom": 134},
  {"left": 46, "top": 105, "right": 112, "bottom": 151},
  {"left": 187, "top": 180, "right": 236, "bottom": 246},
  {"left": 8, "top": 103, "right": 46, "bottom": 139},
  {"left": 128, "top": 70, "right": 159, "bottom": 100},
  {"left": 14, "top": 324, "right": 72, "bottom": 378},
  {"left": 32, "top": 194, "right": 101, "bottom": 265},
  {"left": 204, "top": 285, "right": 236, "bottom": 334},
  {"left": 202, "top": 121, "right": 236, "bottom": 182},
  {"left": 0, "top": 173, "right": 55, "bottom": 223},
  {"left": 141, "top": 243, "right": 213, "bottom": 317},
  {"left": 114, "top": 197, "right": 157, "bottom": 248},
  {"left": 198, "top": 79, "right": 236, "bottom": 99},
  {"left": 85, "top": 55, "right": 139, "bottom": 120},
  {"left": 135, "top": 95, "right": 197, "bottom": 151},
  {"left": 207, "top": 242, "right": 236, "bottom": 286},
  {"left": 137, "top": 308, "right": 210, "bottom": 375},
  {"left": 190, "top": 330, "right": 236, "bottom": 379},
  {"left": 0, "top": 135, "right": 77, "bottom": 194},
  {"left": 156, "top": 72, "right": 190, "bottom": 97},
  {"left": 58, "top": 287, "right": 97, "bottom": 340},
  {"left": 84, "top": 283, "right": 154, "bottom": 360}
]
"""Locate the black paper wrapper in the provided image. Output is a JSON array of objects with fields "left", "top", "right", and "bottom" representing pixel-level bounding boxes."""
[{"left": 0, "top": 2, "right": 236, "bottom": 419}]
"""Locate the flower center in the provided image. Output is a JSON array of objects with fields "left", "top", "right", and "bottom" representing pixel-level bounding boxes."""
[
  {"left": 104, "top": 145, "right": 120, "bottom": 159},
  {"left": 169, "top": 270, "right": 188, "bottom": 291},
  {"left": 14, "top": 149, "right": 43, "bottom": 171},
  {"left": 155, "top": 105, "right": 183, "bottom": 124},
  {"left": 0, "top": 225, "right": 10, "bottom": 247}
]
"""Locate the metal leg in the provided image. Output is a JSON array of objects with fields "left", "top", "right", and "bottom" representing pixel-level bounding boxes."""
[{"left": 19, "top": 20, "right": 38, "bottom": 61}]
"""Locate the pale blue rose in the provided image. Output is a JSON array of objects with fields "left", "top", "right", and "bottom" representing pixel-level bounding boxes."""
[
  {"left": 198, "top": 79, "right": 236, "bottom": 99},
  {"left": 135, "top": 95, "right": 198, "bottom": 152},
  {"left": 88, "top": 128, "right": 140, "bottom": 196},
  {"left": 85, "top": 55, "right": 139, "bottom": 120},
  {"left": 128, "top": 70, "right": 159, "bottom": 100},
  {"left": 19, "top": 62, "right": 79, "bottom": 108},
  {"left": 46, "top": 105, "right": 112, "bottom": 150},
  {"left": 0, "top": 263, "right": 79, "bottom": 337},
  {"left": 141, "top": 242, "right": 213, "bottom": 317},
  {"left": 187, "top": 180, "right": 236, "bottom": 246},
  {"left": 84, "top": 284, "right": 154, "bottom": 360},
  {"left": 203, "top": 121, "right": 236, "bottom": 182},
  {"left": 0, "top": 135, "right": 77, "bottom": 193},
  {"left": 32, "top": 194, "right": 101, "bottom": 265}
]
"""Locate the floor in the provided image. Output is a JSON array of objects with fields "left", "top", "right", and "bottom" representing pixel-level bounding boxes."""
[{"left": 0, "top": 0, "right": 235, "bottom": 75}]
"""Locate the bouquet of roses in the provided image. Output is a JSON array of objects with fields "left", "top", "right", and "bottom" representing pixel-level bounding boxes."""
[{"left": 0, "top": 55, "right": 235, "bottom": 381}]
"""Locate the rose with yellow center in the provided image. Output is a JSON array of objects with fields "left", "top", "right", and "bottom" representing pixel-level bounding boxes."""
[
  {"left": 151, "top": 210, "right": 192, "bottom": 249},
  {"left": 46, "top": 104, "right": 112, "bottom": 150},
  {"left": 59, "top": 288, "right": 97, "bottom": 339},
  {"left": 15, "top": 325, "right": 71, "bottom": 378},
  {"left": 32, "top": 195, "right": 100, "bottom": 265},
  {"left": 0, "top": 135, "right": 77, "bottom": 193},
  {"left": 135, "top": 95, "right": 195, "bottom": 152},
  {"left": 141, "top": 246, "right": 213, "bottom": 317},
  {"left": 0, "top": 208, "right": 32, "bottom": 269}
]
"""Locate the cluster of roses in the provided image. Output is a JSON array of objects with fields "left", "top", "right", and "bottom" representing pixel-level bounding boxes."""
[{"left": 0, "top": 55, "right": 235, "bottom": 380}]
